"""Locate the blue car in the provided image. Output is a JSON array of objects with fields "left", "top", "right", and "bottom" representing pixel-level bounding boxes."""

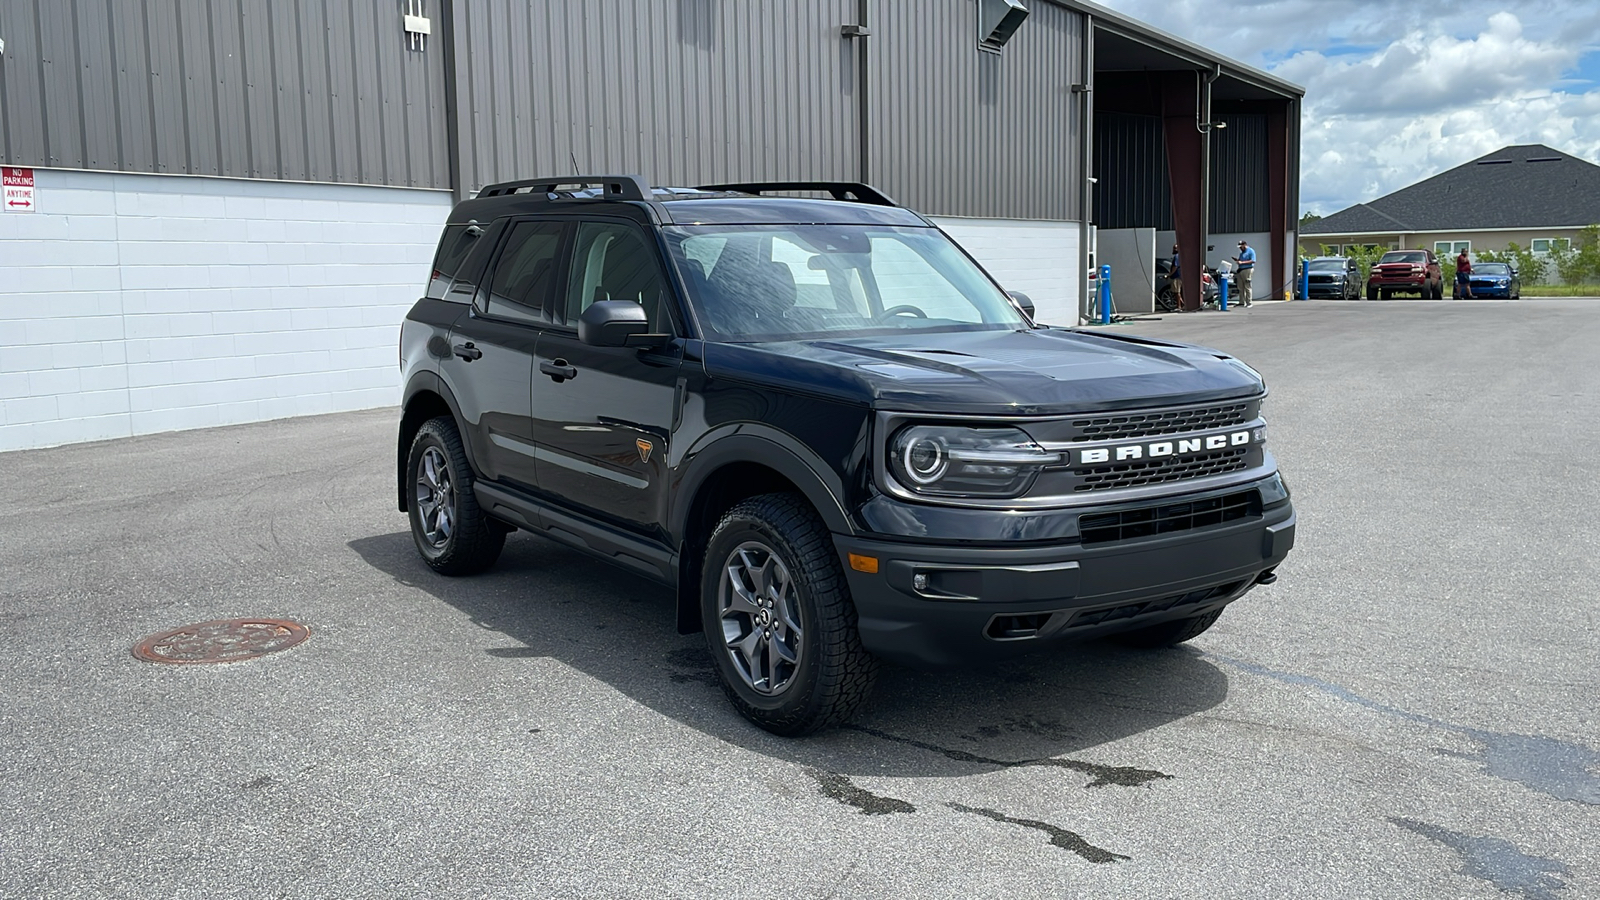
[{"left": 1460, "top": 262, "right": 1521, "bottom": 299}]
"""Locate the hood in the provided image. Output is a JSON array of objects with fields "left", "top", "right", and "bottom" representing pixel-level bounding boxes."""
[{"left": 701, "top": 327, "right": 1264, "bottom": 416}]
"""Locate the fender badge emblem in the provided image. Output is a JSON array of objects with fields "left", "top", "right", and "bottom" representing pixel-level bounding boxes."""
[{"left": 636, "top": 438, "right": 654, "bottom": 463}]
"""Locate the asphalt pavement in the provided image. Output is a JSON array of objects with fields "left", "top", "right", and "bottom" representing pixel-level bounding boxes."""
[{"left": 2, "top": 298, "right": 1597, "bottom": 898}]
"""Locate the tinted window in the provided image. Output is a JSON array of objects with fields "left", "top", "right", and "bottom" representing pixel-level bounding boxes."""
[
  {"left": 564, "top": 222, "right": 672, "bottom": 331},
  {"left": 485, "top": 221, "right": 564, "bottom": 324},
  {"left": 427, "top": 224, "right": 482, "bottom": 300},
  {"left": 1380, "top": 252, "right": 1428, "bottom": 264},
  {"left": 1307, "top": 260, "right": 1345, "bottom": 272}
]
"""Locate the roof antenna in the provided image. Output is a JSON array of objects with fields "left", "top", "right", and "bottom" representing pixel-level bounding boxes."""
[{"left": 570, "top": 151, "right": 579, "bottom": 175}]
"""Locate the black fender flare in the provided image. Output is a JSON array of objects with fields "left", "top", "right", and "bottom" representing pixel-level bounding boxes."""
[
  {"left": 670, "top": 429, "right": 855, "bottom": 538},
  {"left": 668, "top": 429, "right": 858, "bottom": 634},
  {"left": 398, "top": 372, "right": 478, "bottom": 511}
]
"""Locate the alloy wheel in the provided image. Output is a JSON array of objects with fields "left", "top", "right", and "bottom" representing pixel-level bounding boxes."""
[
  {"left": 718, "top": 541, "right": 803, "bottom": 695},
  {"left": 414, "top": 446, "right": 455, "bottom": 547}
]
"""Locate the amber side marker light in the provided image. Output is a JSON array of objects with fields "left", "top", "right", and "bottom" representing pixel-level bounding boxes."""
[{"left": 848, "top": 553, "right": 880, "bottom": 574}]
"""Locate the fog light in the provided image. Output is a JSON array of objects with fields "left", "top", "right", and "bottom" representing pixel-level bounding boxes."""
[{"left": 913, "top": 573, "right": 929, "bottom": 591}]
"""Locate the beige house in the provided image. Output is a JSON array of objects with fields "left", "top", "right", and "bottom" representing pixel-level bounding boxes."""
[{"left": 1301, "top": 144, "right": 1599, "bottom": 278}]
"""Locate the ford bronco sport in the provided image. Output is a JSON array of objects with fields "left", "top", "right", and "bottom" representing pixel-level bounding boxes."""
[{"left": 398, "top": 176, "right": 1295, "bottom": 735}]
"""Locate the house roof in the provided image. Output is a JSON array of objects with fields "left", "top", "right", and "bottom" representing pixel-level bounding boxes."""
[{"left": 1303, "top": 144, "right": 1600, "bottom": 235}]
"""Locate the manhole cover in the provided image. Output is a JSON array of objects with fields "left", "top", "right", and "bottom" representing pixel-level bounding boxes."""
[{"left": 133, "top": 618, "right": 309, "bottom": 665}]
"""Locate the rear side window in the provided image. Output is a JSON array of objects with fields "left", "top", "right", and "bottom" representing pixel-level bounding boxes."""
[
  {"left": 427, "top": 224, "right": 481, "bottom": 300},
  {"left": 484, "top": 221, "right": 565, "bottom": 325}
]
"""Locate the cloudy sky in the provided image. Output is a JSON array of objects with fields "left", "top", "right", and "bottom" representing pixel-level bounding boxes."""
[{"left": 1095, "top": 0, "right": 1600, "bottom": 215}]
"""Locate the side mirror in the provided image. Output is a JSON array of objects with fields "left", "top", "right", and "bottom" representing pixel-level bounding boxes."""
[
  {"left": 580, "top": 300, "right": 647, "bottom": 346},
  {"left": 579, "top": 300, "right": 669, "bottom": 348},
  {"left": 1007, "top": 290, "right": 1035, "bottom": 320}
]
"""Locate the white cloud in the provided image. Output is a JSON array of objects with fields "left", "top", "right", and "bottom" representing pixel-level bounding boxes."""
[{"left": 1094, "top": 1, "right": 1600, "bottom": 213}]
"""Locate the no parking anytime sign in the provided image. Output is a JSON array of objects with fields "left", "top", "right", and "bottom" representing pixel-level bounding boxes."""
[{"left": 4, "top": 168, "right": 35, "bottom": 212}]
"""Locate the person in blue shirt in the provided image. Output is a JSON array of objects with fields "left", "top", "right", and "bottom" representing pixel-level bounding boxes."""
[
  {"left": 1169, "top": 243, "right": 1187, "bottom": 311},
  {"left": 1234, "top": 240, "right": 1256, "bottom": 307}
]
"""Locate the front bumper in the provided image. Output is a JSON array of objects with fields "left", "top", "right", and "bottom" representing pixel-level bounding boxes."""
[{"left": 834, "top": 497, "right": 1295, "bottom": 668}]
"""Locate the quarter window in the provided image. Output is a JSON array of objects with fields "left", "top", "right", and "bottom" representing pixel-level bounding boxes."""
[
  {"left": 428, "top": 224, "right": 482, "bottom": 300},
  {"left": 485, "top": 221, "right": 565, "bottom": 324}
]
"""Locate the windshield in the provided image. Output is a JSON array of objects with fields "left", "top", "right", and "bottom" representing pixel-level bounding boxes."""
[
  {"left": 1380, "top": 252, "right": 1427, "bottom": 264},
  {"left": 1475, "top": 263, "right": 1511, "bottom": 274},
  {"left": 1307, "top": 259, "right": 1346, "bottom": 272},
  {"left": 663, "top": 224, "right": 1026, "bottom": 341}
]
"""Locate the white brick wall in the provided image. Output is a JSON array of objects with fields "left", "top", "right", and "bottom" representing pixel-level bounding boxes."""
[
  {"left": 930, "top": 217, "right": 1083, "bottom": 326},
  {"left": 0, "top": 169, "right": 451, "bottom": 451}
]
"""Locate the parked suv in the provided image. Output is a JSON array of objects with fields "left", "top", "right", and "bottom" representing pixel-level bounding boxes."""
[
  {"left": 1305, "top": 256, "right": 1361, "bottom": 300},
  {"left": 1366, "top": 249, "right": 1443, "bottom": 300},
  {"left": 398, "top": 176, "right": 1296, "bottom": 735}
]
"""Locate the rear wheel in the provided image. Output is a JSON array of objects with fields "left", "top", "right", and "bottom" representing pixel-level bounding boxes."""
[
  {"left": 701, "top": 493, "right": 878, "bottom": 736},
  {"left": 407, "top": 416, "right": 506, "bottom": 575},
  {"left": 1115, "top": 609, "right": 1224, "bottom": 649},
  {"left": 1155, "top": 286, "right": 1178, "bottom": 312}
]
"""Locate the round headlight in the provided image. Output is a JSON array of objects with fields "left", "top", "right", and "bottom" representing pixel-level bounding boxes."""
[
  {"left": 888, "top": 425, "right": 1060, "bottom": 498},
  {"left": 901, "top": 434, "right": 949, "bottom": 485}
]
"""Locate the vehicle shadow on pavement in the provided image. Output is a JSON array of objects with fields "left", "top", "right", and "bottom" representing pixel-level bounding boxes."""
[{"left": 349, "top": 530, "right": 1230, "bottom": 778}]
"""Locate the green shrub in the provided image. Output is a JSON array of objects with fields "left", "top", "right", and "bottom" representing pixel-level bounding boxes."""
[
  {"left": 1551, "top": 225, "right": 1600, "bottom": 284},
  {"left": 1477, "top": 243, "right": 1547, "bottom": 284}
]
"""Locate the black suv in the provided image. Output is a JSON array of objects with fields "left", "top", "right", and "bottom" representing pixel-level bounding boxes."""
[{"left": 398, "top": 176, "right": 1295, "bottom": 735}]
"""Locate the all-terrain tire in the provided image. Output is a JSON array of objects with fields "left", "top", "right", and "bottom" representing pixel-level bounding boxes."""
[
  {"left": 406, "top": 416, "right": 506, "bottom": 576},
  {"left": 701, "top": 493, "right": 879, "bottom": 736},
  {"left": 1115, "top": 609, "right": 1224, "bottom": 649}
]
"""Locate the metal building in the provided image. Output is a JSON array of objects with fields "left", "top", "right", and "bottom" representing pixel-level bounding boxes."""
[{"left": 0, "top": 0, "right": 1302, "bottom": 452}]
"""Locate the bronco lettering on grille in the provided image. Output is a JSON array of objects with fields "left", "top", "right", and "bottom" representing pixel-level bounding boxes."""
[{"left": 1076, "top": 429, "right": 1257, "bottom": 466}]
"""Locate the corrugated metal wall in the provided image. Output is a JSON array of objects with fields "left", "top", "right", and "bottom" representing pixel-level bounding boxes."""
[
  {"left": 450, "top": 0, "right": 862, "bottom": 195},
  {"left": 1092, "top": 110, "right": 1272, "bottom": 232},
  {"left": 0, "top": 0, "right": 449, "bottom": 188},
  {"left": 870, "top": 0, "right": 1083, "bottom": 220},
  {"left": 1093, "top": 112, "right": 1171, "bottom": 230},
  {"left": 1209, "top": 113, "right": 1269, "bottom": 233},
  {"left": 2, "top": 0, "right": 1099, "bottom": 220}
]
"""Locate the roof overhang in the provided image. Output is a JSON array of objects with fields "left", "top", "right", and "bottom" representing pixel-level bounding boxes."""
[{"left": 1050, "top": 0, "right": 1304, "bottom": 101}]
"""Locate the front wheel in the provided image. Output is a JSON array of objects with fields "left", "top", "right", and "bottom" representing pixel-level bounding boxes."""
[
  {"left": 1366, "top": 285, "right": 1377, "bottom": 301},
  {"left": 701, "top": 494, "right": 879, "bottom": 736}
]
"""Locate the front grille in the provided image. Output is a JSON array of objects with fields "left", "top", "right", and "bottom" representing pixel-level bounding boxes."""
[
  {"left": 1072, "top": 447, "right": 1250, "bottom": 492},
  {"left": 1308, "top": 275, "right": 1334, "bottom": 284},
  {"left": 1070, "top": 403, "right": 1250, "bottom": 442},
  {"left": 1065, "top": 581, "right": 1244, "bottom": 630},
  {"left": 1080, "top": 490, "right": 1260, "bottom": 544}
]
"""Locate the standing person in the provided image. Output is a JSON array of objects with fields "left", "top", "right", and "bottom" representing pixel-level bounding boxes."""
[
  {"left": 1455, "top": 248, "right": 1473, "bottom": 299},
  {"left": 1234, "top": 240, "right": 1256, "bottom": 306},
  {"left": 1169, "top": 244, "right": 1185, "bottom": 311}
]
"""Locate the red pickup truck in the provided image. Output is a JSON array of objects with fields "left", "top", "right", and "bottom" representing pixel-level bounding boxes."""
[{"left": 1366, "top": 249, "right": 1444, "bottom": 300}]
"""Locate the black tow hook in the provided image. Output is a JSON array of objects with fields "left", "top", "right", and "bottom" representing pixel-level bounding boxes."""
[{"left": 1254, "top": 568, "right": 1278, "bottom": 586}]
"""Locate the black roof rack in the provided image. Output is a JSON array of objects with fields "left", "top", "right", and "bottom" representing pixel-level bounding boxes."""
[
  {"left": 695, "top": 181, "right": 897, "bottom": 207},
  {"left": 476, "top": 174, "right": 651, "bottom": 201}
]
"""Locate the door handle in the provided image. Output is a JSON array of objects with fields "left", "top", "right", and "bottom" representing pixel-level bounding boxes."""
[
  {"left": 453, "top": 342, "right": 483, "bottom": 361},
  {"left": 540, "top": 359, "right": 578, "bottom": 382}
]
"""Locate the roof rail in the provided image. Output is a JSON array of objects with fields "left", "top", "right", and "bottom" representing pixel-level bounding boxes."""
[
  {"left": 475, "top": 175, "right": 651, "bottom": 201},
  {"left": 695, "top": 181, "right": 898, "bottom": 207}
]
